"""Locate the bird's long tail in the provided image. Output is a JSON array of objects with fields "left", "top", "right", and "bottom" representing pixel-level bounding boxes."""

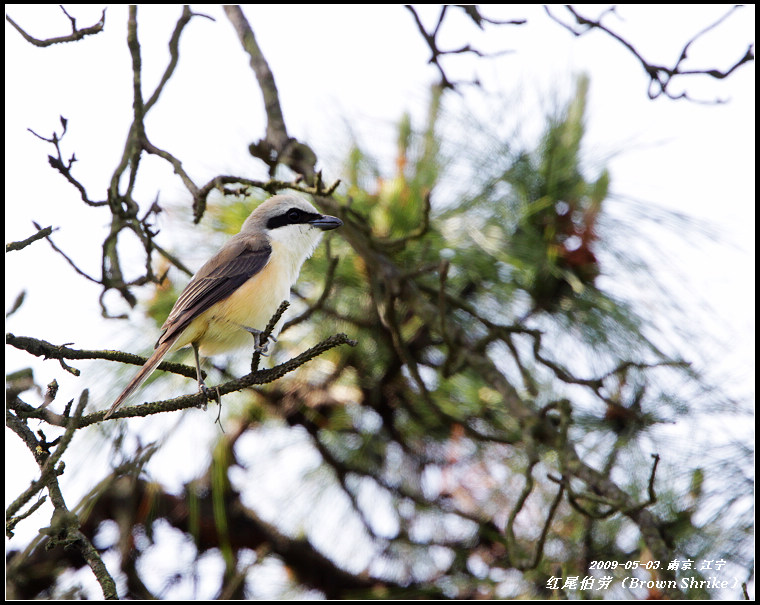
[{"left": 104, "top": 339, "right": 175, "bottom": 419}]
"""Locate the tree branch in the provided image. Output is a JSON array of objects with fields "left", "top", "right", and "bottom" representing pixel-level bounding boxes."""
[
  {"left": 223, "top": 5, "right": 318, "bottom": 181},
  {"left": 6, "top": 7, "right": 106, "bottom": 47},
  {"left": 544, "top": 4, "right": 754, "bottom": 103}
]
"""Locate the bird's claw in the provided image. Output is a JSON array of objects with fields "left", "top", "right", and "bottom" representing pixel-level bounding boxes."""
[
  {"left": 244, "top": 327, "right": 277, "bottom": 356},
  {"left": 198, "top": 381, "right": 221, "bottom": 409}
]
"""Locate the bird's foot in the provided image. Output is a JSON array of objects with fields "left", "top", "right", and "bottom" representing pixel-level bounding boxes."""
[
  {"left": 244, "top": 326, "right": 277, "bottom": 356},
  {"left": 198, "top": 381, "right": 221, "bottom": 410}
]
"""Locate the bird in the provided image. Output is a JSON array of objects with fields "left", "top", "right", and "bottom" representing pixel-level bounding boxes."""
[{"left": 103, "top": 194, "right": 342, "bottom": 419}]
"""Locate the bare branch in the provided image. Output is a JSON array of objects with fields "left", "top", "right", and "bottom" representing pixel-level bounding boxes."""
[
  {"left": 6, "top": 332, "right": 201, "bottom": 382},
  {"left": 6, "top": 226, "right": 56, "bottom": 253},
  {"left": 223, "top": 5, "right": 319, "bottom": 181},
  {"left": 544, "top": 4, "right": 754, "bottom": 103},
  {"left": 6, "top": 391, "right": 119, "bottom": 599},
  {"left": 28, "top": 120, "right": 107, "bottom": 207},
  {"left": 6, "top": 7, "right": 106, "bottom": 47},
  {"left": 30, "top": 221, "right": 100, "bottom": 286},
  {"left": 405, "top": 4, "right": 525, "bottom": 89}
]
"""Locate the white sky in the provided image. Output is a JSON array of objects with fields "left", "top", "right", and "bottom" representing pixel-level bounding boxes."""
[{"left": 4, "top": 4, "right": 755, "bottom": 598}]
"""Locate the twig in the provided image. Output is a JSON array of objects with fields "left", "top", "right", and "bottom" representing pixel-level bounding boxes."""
[
  {"left": 5, "top": 333, "right": 200, "bottom": 381},
  {"left": 544, "top": 4, "right": 754, "bottom": 103},
  {"left": 6, "top": 391, "right": 119, "bottom": 598},
  {"left": 6, "top": 7, "right": 106, "bottom": 47},
  {"left": 30, "top": 221, "right": 100, "bottom": 285},
  {"left": 251, "top": 300, "right": 291, "bottom": 372},
  {"left": 405, "top": 5, "right": 524, "bottom": 89},
  {"left": 6, "top": 226, "right": 56, "bottom": 253},
  {"left": 223, "top": 5, "right": 318, "bottom": 181}
]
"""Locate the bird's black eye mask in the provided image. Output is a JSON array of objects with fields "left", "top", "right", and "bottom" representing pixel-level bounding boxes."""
[{"left": 267, "top": 207, "right": 322, "bottom": 230}]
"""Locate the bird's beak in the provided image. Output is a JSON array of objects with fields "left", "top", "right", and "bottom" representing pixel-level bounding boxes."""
[{"left": 309, "top": 214, "right": 343, "bottom": 231}]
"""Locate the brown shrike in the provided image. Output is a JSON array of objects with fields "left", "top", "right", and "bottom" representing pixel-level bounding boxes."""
[{"left": 104, "top": 194, "right": 342, "bottom": 418}]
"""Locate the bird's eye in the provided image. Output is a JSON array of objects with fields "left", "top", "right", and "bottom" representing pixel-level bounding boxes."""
[{"left": 287, "top": 209, "right": 301, "bottom": 222}]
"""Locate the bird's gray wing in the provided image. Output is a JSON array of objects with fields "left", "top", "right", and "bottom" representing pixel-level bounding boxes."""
[{"left": 157, "top": 237, "right": 272, "bottom": 347}]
